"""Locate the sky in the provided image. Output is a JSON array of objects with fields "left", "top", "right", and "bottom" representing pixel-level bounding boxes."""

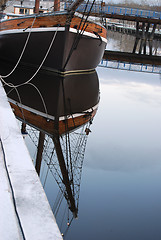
[{"left": 105, "top": 0, "right": 160, "bottom": 6}]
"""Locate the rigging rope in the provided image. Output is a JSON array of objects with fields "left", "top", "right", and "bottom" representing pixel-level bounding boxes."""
[
  {"left": 60, "top": 203, "right": 68, "bottom": 232},
  {"left": 63, "top": 216, "right": 74, "bottom": 237},
  {"left": 43, "top": 136, "right": 56, "bottom": 187},
  {"left": 63, "top": 0, "right": 96, "bottom": 70},
  {"left": 26, "top": 119, "right": 93, "bottom": 233},
  {"left": 27, "top": 83, "right": 48, "bottom": 116}
]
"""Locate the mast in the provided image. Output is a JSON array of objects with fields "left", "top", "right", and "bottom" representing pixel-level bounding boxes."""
[
  {"left": 34, "top": 0, "right": 40, "bottom": 14},
  {"left": 68, "top": 0, "right": 84, "bottom": 12},
  {"left": 54, "top": 0, "right": 60, "bottom": 12}
]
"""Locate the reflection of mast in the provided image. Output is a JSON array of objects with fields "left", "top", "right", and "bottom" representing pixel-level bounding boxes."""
[
  {"left": 53, "top": 134, "right": 77, "bottom": 217},
  {"left": 35, "top": 131, "right": 45, "bottom": 176},
  {"left": 27, "top": 119, "right": 92, "bottom": 219}
]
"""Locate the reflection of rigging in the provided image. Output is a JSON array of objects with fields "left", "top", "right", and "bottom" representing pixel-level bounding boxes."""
[{"left": 26, "top": 119, "right": 93, "bottom": 234}]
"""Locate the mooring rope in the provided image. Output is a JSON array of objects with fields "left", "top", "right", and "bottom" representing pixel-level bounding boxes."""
[
  {"left": 0, "top": 26, "right": 59, "bottom": 88},
  {"left": 6, "top": 83, "right": 26, "bottom": 123},
  {"left": 0, "top": 16, "right": 36, "bottom": 79},
  {"left": 27, "top": 83, "right": 48, "bottom": 116},
  {"left": 0, "top": 25, "right": 60, "bottom": 122}
]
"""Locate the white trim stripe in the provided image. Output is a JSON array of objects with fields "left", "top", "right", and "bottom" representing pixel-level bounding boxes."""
[
  {"left": 9, "top": 98, "right": 99, "bottom": 121},
  {"left": 0, "top": 26, "right": 107, "bottom": 43},
  {"left": 0, "top": 27, "right": 65, "bottom": 35},
  {"left": 69, "top": 27, "right": 107, "bottom": 43},
  {"left": 9, "top": 98, "right": 55, "bottom": 120},
  {"left": 59, "top": 103, "right": 99, "bottom": 121}
]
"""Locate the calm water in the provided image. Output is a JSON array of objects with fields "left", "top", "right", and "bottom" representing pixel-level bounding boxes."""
[
  {"left": 25, "top": 66, "right": 161, "bottom": 240},
  {"left": 24, "top": 30, "right": 161, "bottom": 239},
  {"left": 65, "top": 68, "right": 161, "bottom": 240},
  {"left": 107, "top": 29, "right": 161, "bottom": 55}
]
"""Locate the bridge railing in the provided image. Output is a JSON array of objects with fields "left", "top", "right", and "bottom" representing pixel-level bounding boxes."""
[
  {"left": 99, "top": 59, "right": 161, "bottom": 74},
  {"left": 73, "top": 3, "right": 161, "bottom": 20},
  {"left": 101, "top": 6, "right": 161, "bottom": 19}
]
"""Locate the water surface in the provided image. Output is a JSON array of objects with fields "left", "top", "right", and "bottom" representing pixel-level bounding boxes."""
[
  {"left": 56, "top": 67, "right": 161, "bottom": 240},
  {"left": 24, "top": 33, "right": 161, "bottom": 239}
]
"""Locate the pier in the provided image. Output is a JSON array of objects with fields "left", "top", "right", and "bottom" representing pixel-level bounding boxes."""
[{"left": 0, "top": 81, "right": 63, "bottom": 240}]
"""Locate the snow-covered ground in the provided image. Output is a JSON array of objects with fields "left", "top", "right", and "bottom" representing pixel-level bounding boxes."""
[{"left": 0, "top": 81, "right": 62, "bottom": 240}]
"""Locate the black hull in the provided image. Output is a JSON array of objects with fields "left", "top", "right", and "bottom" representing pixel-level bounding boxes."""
[
  {"left": 0, "top": 12, "right": 105, "bottom": 134},
  {"left": 1, "top": 59, "right": 99, "bottom": 119},
  {"left": 0, "top": 29, "right": 106, "bottom": 72}
]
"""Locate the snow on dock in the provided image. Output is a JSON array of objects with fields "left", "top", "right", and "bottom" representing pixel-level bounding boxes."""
[{"left": 0, "top": 81, "right": 63, "bottom": 240}]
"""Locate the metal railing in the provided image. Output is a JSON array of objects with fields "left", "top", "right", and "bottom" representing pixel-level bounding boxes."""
[
  {"left": 99, "top": 59, "right": 161, "bottom": 74},
  {"left": 74, "top": 3, "right": 161, "bottom": 20}
]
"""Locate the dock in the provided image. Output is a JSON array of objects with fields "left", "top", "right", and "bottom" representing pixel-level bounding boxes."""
[{"left": 0, "top": 81, "right": 63, "bottom": 240}]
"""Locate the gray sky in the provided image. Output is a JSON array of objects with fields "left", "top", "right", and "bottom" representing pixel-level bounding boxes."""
[{"left": 105, "top": 0, "right": 160, "bottom": 6}]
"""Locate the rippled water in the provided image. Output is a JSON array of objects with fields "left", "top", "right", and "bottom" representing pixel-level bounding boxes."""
[{"left": 107, "top": 28, "right": 161, "bottom": 55}]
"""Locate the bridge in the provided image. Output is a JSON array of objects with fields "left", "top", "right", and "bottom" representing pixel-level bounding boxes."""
[
  {"left": 99, "top": 50, "right": 161, "bottom": 74},
  {"left": 76, "top": 4, "right": 161, "bottom": 24},
  {"left": 74, "top": 3, "right": 161, "bottom": 72},
  {"left": 99, "top": 59, "right": 161, "bottom": 74},
  {"left": 74, "top": 4, "right": 161, "bottom": 74}
]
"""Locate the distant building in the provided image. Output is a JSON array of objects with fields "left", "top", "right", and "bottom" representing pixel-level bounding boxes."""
[
  {"left": 3, "top": 1, "right": 66, "bottom": 19},
  {"left": 14, "top": 5, "right": 34, "bottom": 15},
  {"left": 4, "top": 3, "right": 50, "bottom": 19}
]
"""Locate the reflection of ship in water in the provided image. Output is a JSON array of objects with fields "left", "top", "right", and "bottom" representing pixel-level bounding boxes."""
[
  {"left": 2, "top": 62, "right": 99, "bottom": 234},
  {"left": 2, "top": 62, "right": 99, "bottom": 135}
]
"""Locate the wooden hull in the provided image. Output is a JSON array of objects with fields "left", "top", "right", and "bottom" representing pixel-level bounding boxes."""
[
  {"left": 0, "top": 12, "right": 107, "bottom": 72},
  {"left": 9, "top": 100, "right": 98, "bottom": 136}
]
